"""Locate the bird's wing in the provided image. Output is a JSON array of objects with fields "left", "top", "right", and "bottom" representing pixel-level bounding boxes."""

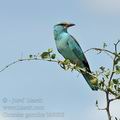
[{"left": 67, "top": 35, "right": 91, "bottom": 72}]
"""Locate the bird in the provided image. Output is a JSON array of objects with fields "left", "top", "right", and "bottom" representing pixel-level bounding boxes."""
[{"left": 53, "top": 22, "right": 98, "bottom": 90}]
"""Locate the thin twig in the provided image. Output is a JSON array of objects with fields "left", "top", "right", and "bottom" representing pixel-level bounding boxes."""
[
  {"left": 109, "top": 41, "right": 120, "bottom": 86},
  {"left": 0, "top": 58, "right": 58, "bottom": 72},
  {"left": 110, "top": 95, "right": 120, "bottom": 102},
  {"left": 105, "top": 91, "right": 111, "bottom": 120},
  {"left": 96, "top": 105, "right": 106, "bottom": 111},
  {"left": 108, "top": 57, "right": 115, "bottom": 85},
  {"left": 114, "top": 40, "right": 120, "bottom": 53},
  {"left": 84, "top": 48, "right": 115, "bottom": 56}
]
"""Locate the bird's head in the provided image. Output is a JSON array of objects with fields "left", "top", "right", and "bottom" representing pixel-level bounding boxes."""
[{"left": 54, "top": 22, "right": 75, "bottom": 33}]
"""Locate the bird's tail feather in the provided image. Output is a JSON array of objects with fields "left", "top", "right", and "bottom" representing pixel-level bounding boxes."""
[{"left": 81, "top": 71, "right": 98, "bottom": 91}]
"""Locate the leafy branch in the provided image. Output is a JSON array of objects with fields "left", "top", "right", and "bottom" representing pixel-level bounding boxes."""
[
  {"left": 0, "top": 41, "right": 120, "bottom": 120},
  {"left": 94, "top": 40, "right": 120, "bottom": 120}
]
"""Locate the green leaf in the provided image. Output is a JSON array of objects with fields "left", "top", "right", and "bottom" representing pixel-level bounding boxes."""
[
  {"left": 104, "top": 70, "right": 110, "bottom": 78},
  {"left": 98, "top": 80, "right": 105, "bottom": 88},
  {"left": 51, "top": 54, "right": 56, "bottom": 59},
  {"left": 118, "top": 88, "right": 120, "bottom": 92},
  {"left": 115, "top": 65, "right": 120, "bottom": 74},
  {"left": 103, "top": 42, "right": 107, "bottom": 48},
  {"left": 115, "top": 57, "right": 120, "bottom": 65},
  {"left": 64, "top": 59, "right": 71, "bottom": 65},
  {"left": 96, "top": 100, "right": 98, "bottom": 105},
  {"left": 40, "top": 52, "right": 50, "bottom": 59},
  {"left": 29, "top": 54, "right": 33, "bottom": 58},
  {"left": 99, "top": 66, "right": 105, "bottom": 72},
  {"left": 112, "top": 79, "right": 119, "bottom": 84},
  {"left": 48, "top": 48, "right": 53, "bottom": 53},
  {"left": 109, "top": 81, "right": 114, "bottom": 89},
  {"left": 114, "top": 85, "right": 117, "bottom": 90}
]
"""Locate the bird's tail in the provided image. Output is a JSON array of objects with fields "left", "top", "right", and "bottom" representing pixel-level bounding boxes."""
[{"left": 80, "top": 71, "right": 98, "bottom": 91}]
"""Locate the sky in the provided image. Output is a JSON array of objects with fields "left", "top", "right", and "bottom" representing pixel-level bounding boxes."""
[{"left": 0, "top": 0, "right": 120, "bottom": 120}]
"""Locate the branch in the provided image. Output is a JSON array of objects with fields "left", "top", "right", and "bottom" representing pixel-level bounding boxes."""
[
  {"left": 105, "top": 91, "right": 111, "bottom": 120},
  {"left": 110, "top": 95, "right": 120, "bottom": 102},
  {"left": 0, "top": 57, "right": 97, "bottom": 79},
  {"left": 96, "top": 100, "right": 106, "bottom": 111},
  {"left": 109, "top": 40, "right": 120, "bottom": 86},
  {"left": 84, "top": 47, "right": 120, "bottom": 58},
  {"left": 0, "top": 42, "right": 120, "bottom": 120},
  {"left": 103, "top": 40, "right": 120, "bottom": 120},
  {"left": 0, "top": 58, "right": 58, "bottom": 72},
  {"left": 114, "top": 40, "right": 120, "bottom": 54},
  {"left": 84, "top": 48, "right": 115, "bottom": 56}
]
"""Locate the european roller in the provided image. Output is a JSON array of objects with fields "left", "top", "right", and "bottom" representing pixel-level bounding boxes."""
[{"left": 53, "top": 22, "right": 98, "bottom": 90}]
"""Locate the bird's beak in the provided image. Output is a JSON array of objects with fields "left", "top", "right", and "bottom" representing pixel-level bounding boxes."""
[{"left": 66, "top": 23, "right": 75, "bottom": 28}]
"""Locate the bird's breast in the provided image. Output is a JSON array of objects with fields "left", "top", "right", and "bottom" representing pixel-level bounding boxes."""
[
  {"left": 55, "top": 34, "right": 68, "bottom": 50},
  {"left": 56, "top": 39, "right": 80, "bottom": 65}
]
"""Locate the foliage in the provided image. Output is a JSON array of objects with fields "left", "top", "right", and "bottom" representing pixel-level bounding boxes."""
[{"left": 0, "top": 41, "right": 120, "bottom": 120}]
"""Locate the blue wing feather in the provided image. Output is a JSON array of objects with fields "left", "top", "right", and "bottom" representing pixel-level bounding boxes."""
[{"left": 67, "top": 35, "right": 91, "bottom": 72}]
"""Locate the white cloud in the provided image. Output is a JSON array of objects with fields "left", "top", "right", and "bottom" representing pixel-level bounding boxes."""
[{"left": 83, "top": 0, "right": 120, "bottom": 15}]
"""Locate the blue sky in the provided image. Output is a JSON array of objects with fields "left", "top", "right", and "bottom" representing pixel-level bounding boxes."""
[{"left": 0, "top": 0, "right": 120, "bottom": 120}]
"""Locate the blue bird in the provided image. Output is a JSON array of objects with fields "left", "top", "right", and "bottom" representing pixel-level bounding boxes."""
[{"left": 53, "top": 22, "right": 98, "bottom": 90}]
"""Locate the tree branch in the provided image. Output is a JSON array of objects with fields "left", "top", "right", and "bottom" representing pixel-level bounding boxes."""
[
  {"left": 0, "top": 58, "right": 58, "bottom": 72},
  {"left": 105, "top": 91, "right": 111, "bottom": 120},
  {"left": 110, "top": 95, "right": 120, "bottom": 102},
  {"left": 0, "top": 41, "right": 120, "bottom": 120}
]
